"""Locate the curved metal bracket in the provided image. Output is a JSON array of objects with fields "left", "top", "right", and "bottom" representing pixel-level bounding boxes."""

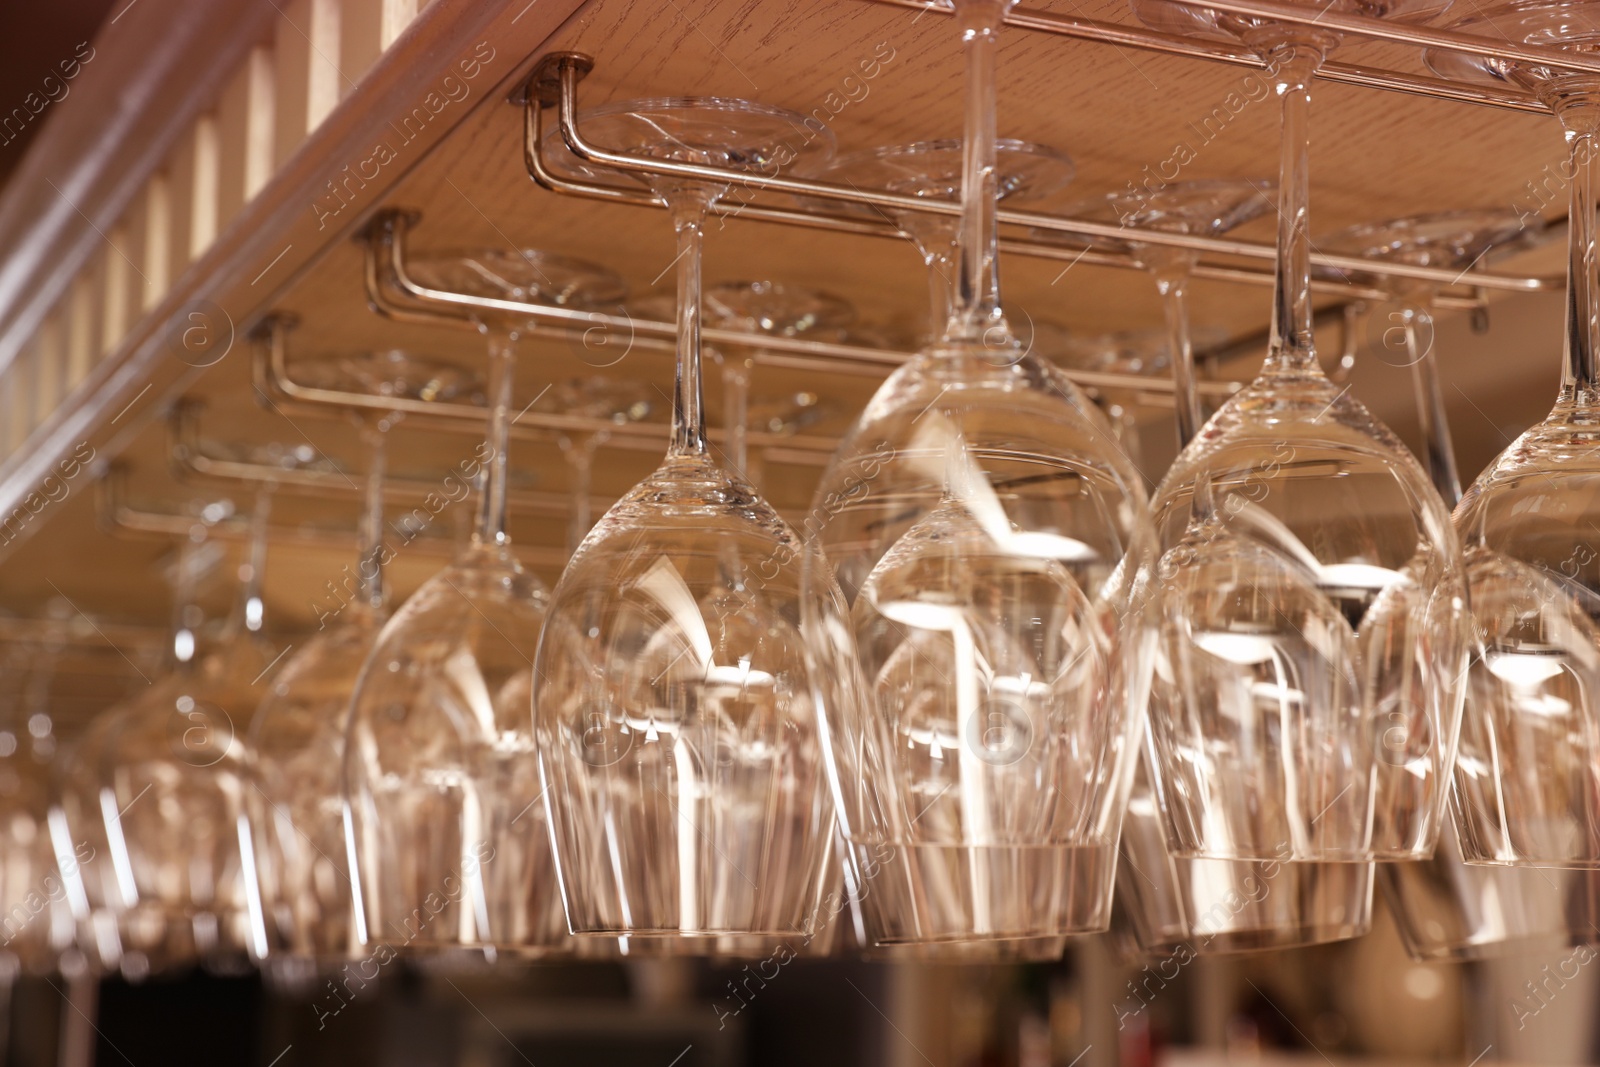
[
  {"left": 869, "top": 0, "right": 1554, "bottom": 112},
  {"left": 169, "top": 395, "right": 630, "bottom": 515},
  {"left": 532, "top": 54, "right": 1553, "bottom": 296},
  {"left": 98, "top": 463, "right": 570, "bottom": 568},
  {"left": 366, "top": 205, "right": 1249, "bottom": 399},
  {"left": 249, "top": 309, "right": 845, "bottom": 459}
]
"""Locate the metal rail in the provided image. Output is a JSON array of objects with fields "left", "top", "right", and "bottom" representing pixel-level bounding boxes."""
[
  {"left": 0, "top": 615, "right": 169, "bottom": 654},
  {"left": 1153, "top": 0, "right": 1600, "bottom": 76},
  {"left": 527, "top": 53, "right": 1557, "bottom": 297},
  {"left": 870, "top": 0, "right": 1567, "bottom": 112},
  {"left": 97, "top": 465, "right": 408, "bottom": 550},
  {"left": 361, "top": 209, "right": 1250, "bottom": 402},
  {"left": 168, "top": 400, "right": 618, "bottom": 516},
  {"left": 95, "top": 464, "right": 574, "bottom": 569},
  {"left": 248, "top": 314, "right": 859, "bottom": 466},
  {"left": 520, "top": 82, "right": 1495, "bottom": 313}
]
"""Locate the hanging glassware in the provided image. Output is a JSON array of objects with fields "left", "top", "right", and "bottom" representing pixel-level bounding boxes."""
[
  {"left": 539, "top": 376, "right": 655, "bottom": 556},
  {"left": 532, "top": 97, "right": 841, "bottom": 939},
  {"left": 702, "top": 281, "right": 855, "bottom": 961},
  {"left": 1420, "top": 9, "right": 1600, "bottom": 871},
  {"left": 343, "top": 251, "right": 625, "bottom": 955},
  {"left": 1058, "top": 179, "right": 1374, "bottom": 952},
  {"left": 1317, "top": 211, "right": 1542, "bottom": 504},
  {"left": 804, "top": 0, "right": 1157, "bottom": 946},
  {"left": 704, "top": 280, "right": 855, "bottom": 485},
  {"left": 0, "top": 636, "right": 75, "bottom": 975},
  {"left": 92, "top": 488, "right": 280, "bottom": 970},
  {"left": 50, "top": 505, "right": 230, "bottom": 977},
  {"left": 1130, "top": 0, "right": 1471, "bottom": 864},
  {"left": 1316, "top": 206, "right": 1600, "bottom": 955},
  {"left": 804, "top": 139, "right": 1073, "bottom": 343},
  {"left": 247, "top": 351, "right": 480, "bottom": 963}
]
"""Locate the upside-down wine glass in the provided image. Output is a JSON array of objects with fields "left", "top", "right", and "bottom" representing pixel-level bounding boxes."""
[
  {"left": 1424, "top": 9, "right": 1600, "bottom": 873},
  {"left": 1322, "top": 207, "right": 1600, "bottom": 957},
  {"left": 804, "top": 0, "right": 1158, "bottom": 947},
  {"left": 541, "top": 376, "right": 654, "bottom": 555},
  {"left": 532, "top": 97, "right": 840, "bottom": 940},
  {"left": 0, "top": 637, "right": 81, "bottom": 1053},
  {"left": 704, "top": 279, "right": 855, "bottom": 486},
  {"left": 1131, "top": 0, "right": 1470, "bottom": 864},
  {"left": 49, "top": 499, "right": 234, "bottom": 976},
  {"left": 247, "top": 351, "right": 480, "bottom": 964},
  {"left": 0, "top": 637, "right": 73, "bottom": 977},
  {"left": 1058, "top": 180, "right": 1273, "bottom": 442},
  {"left": 808, "top": 137, "right": 1081, "bottom": 961},
  {"left": 700, "top": 282, "right": 857, "bottom": 960},
  {"left": 93, "top": 486, "right": 279, "bottom": 972},
  {"left": 1319, "top": 211, "right": 1543, "bottom": 502},
  {"left": 343, "top": 251, "right": 626, "bottom": 956},
  {"left": 806, "top": 138, "right": 1074, "bottom": 344},
  {"left": 1067, "top": 179, "right": 1375, "bottom": 952},
  {"left": 1054, "top": 328, "right": 1198, "bottom": 477}
]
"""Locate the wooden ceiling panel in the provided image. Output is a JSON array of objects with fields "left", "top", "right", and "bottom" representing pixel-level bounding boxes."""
[{"left": 0, "top": 0, "right": 1576, "bottom": 685}]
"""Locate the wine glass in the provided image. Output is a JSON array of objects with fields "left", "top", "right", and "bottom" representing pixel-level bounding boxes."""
[
  {"left": 49, "top": 505, "right": 232, "bottom": 977},
  {"left": 700, "top": 281, "right": 855, "bottom": 960},
  {"left": 1053, "top": 328, "right": 1194, "bottom": 476},
  {"left": 747, "top": 390, "right": 834, "bottom": 437},
  {"left": 246, "top": 351, "right": 480, "bottom": 965},
  {"left": 0, "top": 643, "right": 63, "bottom": 1047},
  {"left": 1056, "top": 329, "right": 1174, "bottom": 376},
  {"left": 0, "top": 637, "right": 74, "bottom": 976},
  {"left": 47, "top": 521, "right": 192, "bottom": 979},
  {"left": 1420, "top": 6, "right": 1600, "bottom": 871},
  {"left": 539, "top": 375, "right": 654, "bottom": 554},
  {"left": 1316, "top": 207, "right": 1600, "bottom": 955},
  {"left": 52, "top": 710, "right": 128, "bottom": 974},
  {"left": 803, "top": 0, "right": 1157, "bottom": 947},
  {"left": 704, "top": 280, "right": 855, "bottom": 483},
  {"left": 1055, "top": 180, "right": 1274, "bottom": 438},
  {"left": 1320, "top": 210, "right": 1545, "bottom": 501},
  {"left": 1056, "top": 179, "right": 1374, "bottom": 951},
  {"left": 1131, "top": 0, "right": 1471, "bottom": 863},
  {"left": 531, "top": 96, "right": 840, "bottom": 940},
  {"left": 804, "top": 138, "right": 1074, "bottom": 343},
  {"left": 343, "top": 251, "right": 626, "bottom": 955},
  {"left": 90, "top": 487, "right": 281, "bottom": 972}
]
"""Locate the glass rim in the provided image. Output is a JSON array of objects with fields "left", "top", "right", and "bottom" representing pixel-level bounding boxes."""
[
  {"left": 576, "top": 94, "right": 839, "bottom": 150},
  {"left": 822, "top": 136, "right": 1075, "bottom": 177}
]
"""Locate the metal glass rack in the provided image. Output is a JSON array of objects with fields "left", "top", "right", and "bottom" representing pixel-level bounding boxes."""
[{"left": 517, "top": 42, "right": 1556, "bottom": 306}]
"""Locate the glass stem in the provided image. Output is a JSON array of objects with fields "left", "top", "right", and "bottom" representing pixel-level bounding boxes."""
[
  {"left": 927, "top": 248, "right": 953, "bottom": 339},
  {"left": 950, "top": 0, "right": 1011, "bottom": 344},
  {"left": 906, "top": 222, "right": 959, "bottom": 341},
  {"left": 357, "top": 418, "right": 388, "bottom": 620},
  {"left": 237, "top": 488, "right": 271, "bottom": 637},
  {"left": 669, "top": 194, "right": 712, "bottom": 459},
  {"left": 1264, "top": 40, "right": 1326, "bottom": 375},
  {"left": 1403, "top": 302, "right": 1461, "bottom": 507},
  {"left": 565, "top": 433, "right": 598, "bottom": 556},
  {"left": 474, "top": 325, "right": 515, "bottom": 548},
  {"left": 171, "top": 528, "right": 202, "bottom": 670},
  {"left": 1154, "top": 256, "right": 1204, "bottom": 448},
  {"left": 1552, "top": 90, "right": 1600, "bottom": 402},
  {"left": 723, "top": 352, "right": 751, "bottom": 478}
]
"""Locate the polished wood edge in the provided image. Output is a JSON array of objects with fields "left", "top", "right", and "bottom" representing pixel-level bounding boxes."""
[{"left": 0, "top": 0, "right": 589, "bottom": 521}]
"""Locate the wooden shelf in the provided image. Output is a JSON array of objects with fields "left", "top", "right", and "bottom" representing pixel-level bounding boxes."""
[{"left": 0, "top": 0, "right": 1578, "bottom": 727}]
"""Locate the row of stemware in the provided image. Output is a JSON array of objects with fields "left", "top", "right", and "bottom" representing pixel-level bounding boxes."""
[{"left": 11, "top": 0, "right": 1600, "bottom": 980}]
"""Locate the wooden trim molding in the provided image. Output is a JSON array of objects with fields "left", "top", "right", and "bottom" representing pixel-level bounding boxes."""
[
  {"left": 0, "top": 0, "right": 589, "bottom": 519},
  {"left": 0, "top": 0, "right": 277, "bottom": 377}
]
